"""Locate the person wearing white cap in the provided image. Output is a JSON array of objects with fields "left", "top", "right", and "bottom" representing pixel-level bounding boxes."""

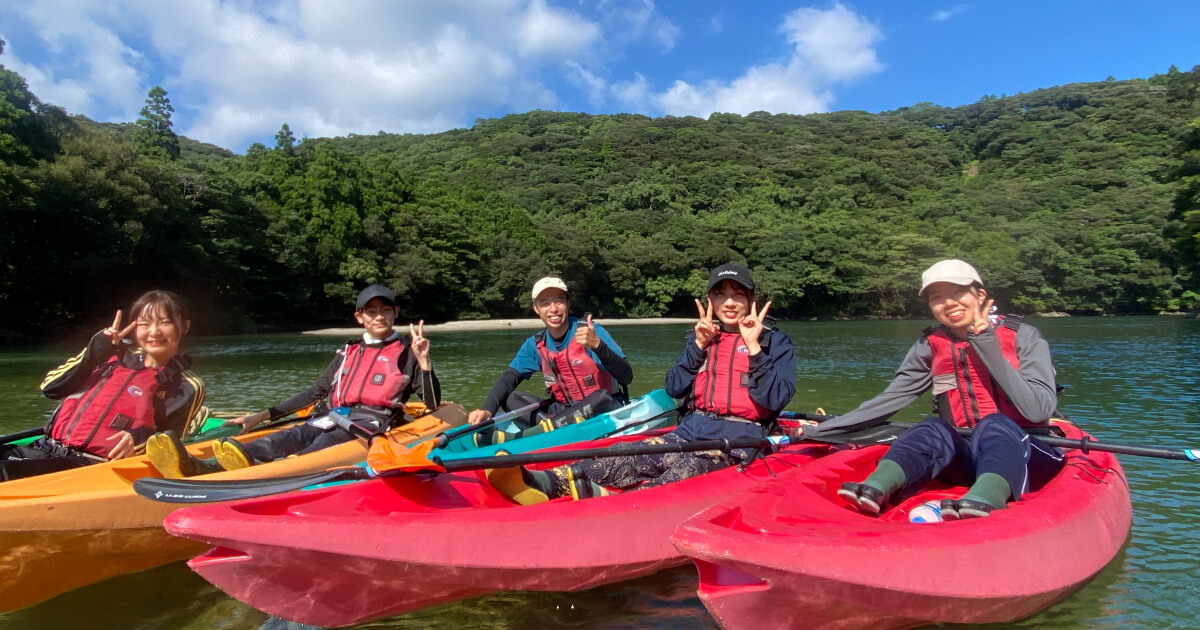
[
  {"left": 804, "top": 259, "right": 1064, "bottom": 520},
  {"left": 466, "top": 277, "right": 633, "bottom": 436}
]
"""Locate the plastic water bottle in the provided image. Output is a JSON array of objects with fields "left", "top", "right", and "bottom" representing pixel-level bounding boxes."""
[{"left": 908, "top": 500, "right": 943, "bottom": 523}]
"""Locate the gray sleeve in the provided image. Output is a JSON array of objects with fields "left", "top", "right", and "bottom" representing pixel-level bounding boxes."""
[
  {"left": 969, "top": 324, "right": 1057, "bottom": 424},
  {"left": 809, "top": 338, "right": 934, "bottom": 435}
]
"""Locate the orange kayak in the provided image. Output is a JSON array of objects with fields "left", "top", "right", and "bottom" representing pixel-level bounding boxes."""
[{"left": 0, "top": 403, "right": 466, "bottom": 613}]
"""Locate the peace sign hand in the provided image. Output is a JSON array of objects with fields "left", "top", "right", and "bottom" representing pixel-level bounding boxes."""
[
  {"left": 574, "top": 313, "right": 600, "bottom": 349},
  {"left": 694, "top": 298, "right": 720, "bottom": 349},
  {"left": 102, "top": 310, "right": 137, "bottom": 347},
  {"left": 738, "top": 300, "right": 771, "bottom": 355},
  {"left": 968, "top": 298, "right": 995, "bottom": 336},
  {"left": 409, "top": 320, "right": 432, "bottom": 370}
]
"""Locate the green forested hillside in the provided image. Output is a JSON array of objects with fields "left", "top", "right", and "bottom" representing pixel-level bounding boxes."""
[{"left": 2, "top": 41, "right": 1198, "bottom": 336}]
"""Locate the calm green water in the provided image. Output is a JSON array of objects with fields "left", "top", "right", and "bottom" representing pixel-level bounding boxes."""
[{"left": 1, "top": 317, "right": 1198, "bottom": 629}]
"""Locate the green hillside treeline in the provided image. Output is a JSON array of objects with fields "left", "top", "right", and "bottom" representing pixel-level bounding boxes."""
[{"left": 2, "top": 40, "right": 1198, "bottom": 337}]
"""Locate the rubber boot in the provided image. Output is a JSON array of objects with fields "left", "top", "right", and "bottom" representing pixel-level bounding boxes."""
[
  {"left": 146, "top": 430, "right": 224, "bottom": 478},
  {"left": 213, "top": 438, "right": 255, "bottom": 471}
]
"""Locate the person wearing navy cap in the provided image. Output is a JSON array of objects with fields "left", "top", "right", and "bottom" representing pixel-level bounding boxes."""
[{"left": 147, "top": 284, "right": 441, "bottom": 477}]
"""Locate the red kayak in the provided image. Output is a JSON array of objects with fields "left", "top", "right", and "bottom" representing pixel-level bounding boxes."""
[
  {"left": 162, "top": 432, "right": 833, "bottom": 627},
  {"left": 671, "top": 422, "right": 1132, "bottom": 630}
]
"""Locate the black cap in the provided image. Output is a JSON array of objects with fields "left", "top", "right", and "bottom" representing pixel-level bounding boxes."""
[
  {"left": 355, "top": 284, "right": 396, "bottom": 310},
  {"left": 708, "top": 263, "right": 754, "bottom": 292}
]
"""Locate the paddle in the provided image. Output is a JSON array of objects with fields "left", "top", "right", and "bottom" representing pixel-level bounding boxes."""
[
  {"left": 793, "top": 413, "right": 1200, "bottom": 462},
  {"left": 133, "top": 435, "right": 785, "bottom": 503},
  {"left": 132, "top": 418, "right": 879, "bottom": 504}
]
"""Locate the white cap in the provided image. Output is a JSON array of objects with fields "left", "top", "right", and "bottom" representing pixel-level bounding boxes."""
[
  {"left": 920, "top": 259, "right": 983, "bottom": 295},
  {"left": 531, "top": 277, "right": 569, "bottom": 300}
]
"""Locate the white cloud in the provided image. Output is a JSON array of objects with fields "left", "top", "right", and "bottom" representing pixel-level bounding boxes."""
[
  {"left": 2, "top": 0, "right": 601, "bottom": 149},
  {"left": 565, "top": 60, "right": 608, "bottom": 107},
  {"left": 620, "top": 3, "right": 882, "bottom": 118},
  {"left": 931, "top": 4, "right": 970, "bottom": 22},
  {"left": 781, "top": 4, "right": 884, "bottom": 80},
  {"left": 613, "top": 72, "right": 651, "bottom": 109},
  {"left": 515, "top": 0, "right": 601, "bottom": 60},
  {"left": 655, "top": 62, "right": 832, "bottom": 118},
  {"left": 1, "top": 1, "right": 883, "bottom": 150},
  {"left": 598, "top": 0, "right": 680, "bottom": 53}
]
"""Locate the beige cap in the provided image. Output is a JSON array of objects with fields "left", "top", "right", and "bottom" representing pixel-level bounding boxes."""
[
  {"left": 531, "top": 277, "right": 569, "bottom": 300},
  {"left": 920, "top": 259, "right": 983, "bottom": 295}
]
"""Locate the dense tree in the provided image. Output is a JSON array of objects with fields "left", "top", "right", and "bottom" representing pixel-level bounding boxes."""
[{"left": 2, "top": 64, "right": 1200, "bottom": 337}]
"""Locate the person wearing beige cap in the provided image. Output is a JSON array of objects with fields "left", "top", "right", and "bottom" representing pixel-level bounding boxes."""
[
  {"left": 803, "top": 259, "right": 1064, "bottom": 520},
  {"left": 466, "top": 277, "right": 634, "bottom": 437}
]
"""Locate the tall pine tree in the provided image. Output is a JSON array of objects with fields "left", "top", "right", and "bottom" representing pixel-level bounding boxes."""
[{"left": 132, "top": 85, "right": 180, "bottom": 160}]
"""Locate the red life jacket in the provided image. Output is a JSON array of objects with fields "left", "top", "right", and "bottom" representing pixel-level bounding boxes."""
[
  {"left": 927, "top": 317, "right": 1031, "bottom": 428},
  {"left": 692, "top": 331, "right": 772, "bottom": 422},
  {"left": 332, "top": 338, "right": 410, "bottom": 409},
  {"left": 535, "top": 328, "right": 617, "bottom": 405},
  {"left": 50, "top": 355, "right": 169, "bottom": 458}
]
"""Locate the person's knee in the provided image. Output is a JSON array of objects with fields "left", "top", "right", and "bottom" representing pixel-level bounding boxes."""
[
  {"left": 975, "top": 413, "right": 1023, "bottom": 441},
  {"left": 902, "top": 416, "right": 958, "bottom": 449}
]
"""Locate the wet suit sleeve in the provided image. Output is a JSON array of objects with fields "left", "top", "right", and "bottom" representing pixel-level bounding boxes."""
[
  {"left": 266, "top": 353, "right": 341, "bottom": 419},
  {"left": 481, "top": 367, "right": 525, "bottom": 415},
  {"left": 808, "top": 338, "right": 935, "bottom": 436},
  {"left": 147, "top": 359, "right": 207, "bottom": 441},
  {"left": 968, "top": 324, "right": 1057, "bottom": 424},
  {"left": 664, "top": 331, "right": 707, "bottom": 400},
  {"left": 745, "top": 330, "right": 796, "bottom": 414},
  {"left": 592, "top": 340, "right": 633, "bottom": 386},
  {"left": 40, "top": 332, "right": 120, "bottom": 399}
]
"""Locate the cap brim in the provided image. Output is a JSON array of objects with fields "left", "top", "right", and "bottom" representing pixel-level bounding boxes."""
[{"left": 919, "top": 277, "right": 978, "bottom": 295}]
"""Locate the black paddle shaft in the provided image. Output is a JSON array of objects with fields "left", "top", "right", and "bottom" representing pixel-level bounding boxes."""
[{"left": 789, "top": 412, "right": 1200, "bottom": 463}]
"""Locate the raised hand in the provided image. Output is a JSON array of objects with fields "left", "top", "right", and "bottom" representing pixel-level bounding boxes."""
[
  {"left": 102, "top": 310, "right": 137, "bottom": 346},
  {"left": 574, "top": 313, "right": 600, "bottom": 349},
  {"left": 410, "top": 320, "right": 432, "bottom": 370},
  {"left": 694, "top": 298, "right": 720, "bottom": 349},
  {"left": 738, "top": 300, "right": 771, "bottom": 355},
  {"left": 968, "top": 297, "right": 995, "bottom": 335}
]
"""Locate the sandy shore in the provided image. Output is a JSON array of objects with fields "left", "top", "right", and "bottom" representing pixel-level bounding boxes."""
[{"left": 303, "top": 317, "right": 695, "bottom": 336}]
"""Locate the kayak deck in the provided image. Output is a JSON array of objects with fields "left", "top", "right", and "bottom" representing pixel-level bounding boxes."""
[
  {"left": 0, "top": 403, "right": 464, "bottom": 613},
  {"left": 166, "top": 436, "right": 835, "bottom": 627},
  {"left": 672, "top": 423, "right": 1133, "bottom": 630}
]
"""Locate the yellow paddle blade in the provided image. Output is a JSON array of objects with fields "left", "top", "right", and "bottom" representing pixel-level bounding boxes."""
[{"left": 366, "top": 436, "right": 444, "bottom": 473}]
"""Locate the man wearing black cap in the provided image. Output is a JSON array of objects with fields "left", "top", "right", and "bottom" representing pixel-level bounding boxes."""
[
  {"left": 148, "top": 284, "right": 442, "bottom": 477},
  {"left": 487, "top": 263, "right": 796, "bottom": 503}
]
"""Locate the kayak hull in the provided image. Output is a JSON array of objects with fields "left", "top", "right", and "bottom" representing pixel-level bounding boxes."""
[
  {"left": 671, "top": 423, "right": 1132, "bottom": 630},
  {"left": 0, "top": 404, "right": 464, "bottom": 612},
  {"left": 166, "top": 438, "right": 834, "bottom": 627}
]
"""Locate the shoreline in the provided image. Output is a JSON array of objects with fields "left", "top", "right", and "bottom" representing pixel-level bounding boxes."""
[{"left": 302, "top": 317, "right": 696, "bottom": 336}]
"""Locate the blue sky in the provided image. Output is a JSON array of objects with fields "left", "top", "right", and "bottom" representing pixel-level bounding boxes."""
[{"left": 2, "top": 1, "right": 1197, "bottom": 153}]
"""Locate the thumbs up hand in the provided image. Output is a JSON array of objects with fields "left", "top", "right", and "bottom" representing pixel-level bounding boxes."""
[{"left": 574, "top": 313, "right": 601, "bottom": 349}]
